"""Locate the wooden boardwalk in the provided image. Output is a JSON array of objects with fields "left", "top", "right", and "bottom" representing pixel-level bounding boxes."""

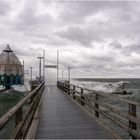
[{"left": 35, "top": 85, "right": 112, "bottom": 139}]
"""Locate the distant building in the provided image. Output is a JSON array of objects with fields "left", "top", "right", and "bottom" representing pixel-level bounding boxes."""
[{"left": 0, "top": 44, "right": 24, "bottom": 90}]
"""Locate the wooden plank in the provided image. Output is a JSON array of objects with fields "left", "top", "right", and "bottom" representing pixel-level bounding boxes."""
[
  {"left": 57, "top": 81, "right": 140, "bottom": 139},
  {"left": 58, "top": 87, "right": 122, "bottom": 139},
  {"left": 59, "top": 89, "right": 139, "bottom": 138},
  {"left": 36, "top": 85, "right": 112, "bottom": 139},
  {"left": 129, "top": 103, "right": 137, "bottom": 139}
]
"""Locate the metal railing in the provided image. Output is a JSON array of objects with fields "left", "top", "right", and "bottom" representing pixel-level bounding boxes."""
[
  {"left": 0, "top": 82, "right": 45, "bottom": 139},
  {"left": 57, "top": 81, "right": 140, "bottom": 139}
]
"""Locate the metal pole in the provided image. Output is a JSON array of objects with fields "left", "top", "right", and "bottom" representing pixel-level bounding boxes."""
[
  {"left": 43, "top": 50, "right": 45, "bottom": 82},
  {"left": 37, "top": 57, "right": 43, "bottom": 83},
  {"left": 23, "top": 60, "right": 24, "bottom": 85},
  {"left": 62, "top": 70, "right": 63, "bottom": 81},
  {"left": 39, "top": 59, "right": 41, "bottom": 81},
  {"left": 68, "top": 67, "right": 70, "bottom": 83},
  {"left": 30, "top": 67, "right": 32, "bottom": 81},
  {"left": 57, "top": 50, "right": 59, "bottom": 82}
]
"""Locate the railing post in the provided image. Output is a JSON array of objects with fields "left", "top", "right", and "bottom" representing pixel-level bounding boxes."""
[
  {"left": 13, "top": 107, "right": 23, "bottom": 138},
  {"left": 67, "top": 81, "right": 70, "bottom": 95},
  {"left": 30, "top": 90, "right": 38, "bottom": 104},
  {"left": 62, "top": 83, "right": 67, "bottom": 92},
  {"left": 15, "top": 107, "right": 23, "bottom": 138},
  {"left": 129, "top": 103, "right": 137, "bottom": 139},
  {"left": 95, "top": 94, "right": 99, "bottom": 118},
  {"left": 63, "top": 82, "right": 65, "bottom": 91},
  {"left": 80, "top": 88, "right": 85, "bottom": 106},
  {"left": 15, "top": 108, "right": 22, "bottom": 127},
  {"left": 73, "top": 86, "right": 75, "bottom": 99}
]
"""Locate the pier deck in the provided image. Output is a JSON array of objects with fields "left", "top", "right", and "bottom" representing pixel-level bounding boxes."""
[{"left": 35, "top": 85, "right": 112, "bottom": 139}]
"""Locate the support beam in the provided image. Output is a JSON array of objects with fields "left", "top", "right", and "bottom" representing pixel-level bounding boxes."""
[
  {"left": 57, "top": 50, "right": 59, "bottom": 82},
  {"left": 68, "top": 67, "right": 70, "bottom": 83},
  {"left": 30, "top": 67, "right": 32, "bottom": 81},
  {"left": 37, "top": 57, "right": 43, "bottom": 83},
  {"left": 43, "top": 50, "right": 45, "bottom": 82}
]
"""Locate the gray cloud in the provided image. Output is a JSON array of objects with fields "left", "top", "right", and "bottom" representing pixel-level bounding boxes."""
[
  {"left": 0, "top": 1, "right": 11, "bottom": 15},
  {"left": 59, "top": 1, "right": 130, "bottom": 23},
  {"left": 14, "top": 1, "right": 53, "bottom": 31},
  {"left": 109, "top": 41, "right": 122, "bottom": 49},
  {"left": 0, "top": 1, "right": 140, "bottom": 78},
  {"left": 57, "top": 26, "right": 104, "bottom": 46}
]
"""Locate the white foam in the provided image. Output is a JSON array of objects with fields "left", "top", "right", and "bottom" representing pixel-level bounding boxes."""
[{"left": 71, "top": 80, "right": 130, "bottom": 93}]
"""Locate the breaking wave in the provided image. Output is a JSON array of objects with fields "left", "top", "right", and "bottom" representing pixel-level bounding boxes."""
[
  {"left": 71, "top": 79, "right": 140, "bottom": 102},
  {"left": 71, "top": 80, "right": 130, "bottom": 92}
]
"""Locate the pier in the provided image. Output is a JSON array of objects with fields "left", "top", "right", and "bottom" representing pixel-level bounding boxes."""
[
  {"left": 0, "top": 1, "right": 140, "bottom": 139},
  {"left": 36, "top": 85, "right": 111, "bottom": 139},
  {"left": 0, "top": 80, "right": 140, "bottom": 139}
]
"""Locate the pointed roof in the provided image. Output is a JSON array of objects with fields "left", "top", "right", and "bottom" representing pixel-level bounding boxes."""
[
  {"left": 3, "top": 44, "right": 13, "bottom": 53},
  {"left": 0, "top": 44, "right": 22, "bottom": 65},
  {"left": 0, "top": 45, "right": 23, "bottom": 75}
]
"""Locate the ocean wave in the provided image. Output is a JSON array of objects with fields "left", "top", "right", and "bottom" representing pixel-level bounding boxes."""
[
  {"left": 71, "top": 80, "right": 127, "bottom": 92},
  {"left": 71, "top": 80, "right": 133, "bottom": 94},
  {"left": 70, "top": 79, "right": 140, "bottom": 102}
]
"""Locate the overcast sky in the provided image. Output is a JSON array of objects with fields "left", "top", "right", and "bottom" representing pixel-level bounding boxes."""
[{"left": 0, "top": 0, "right": 140, "bottom": 80}]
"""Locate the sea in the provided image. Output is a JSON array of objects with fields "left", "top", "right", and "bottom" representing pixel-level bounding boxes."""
[
  {"left": 0, "top": 78, "right": 140, "bottom": 138},
  {"left": 71, "top": 78, "right": 140, "bottom": 102}
]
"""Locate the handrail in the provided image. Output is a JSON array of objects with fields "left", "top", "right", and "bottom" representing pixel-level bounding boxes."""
[
  {"left": 57, "top": 81, "right": 139, "bottom": 139},
  {"left": 0, "top": 82, "right": 44, "bottom": 129},
  {"left": 0, "top": 82, "right": 45, "bottom": 139}
]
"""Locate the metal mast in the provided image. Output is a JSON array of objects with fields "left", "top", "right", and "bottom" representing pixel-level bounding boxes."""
[
  {"left": 68, "top": 67, "right": 70, "bottom": 83},
  {"left": 57, "top": 50, "right": 59, "bottom": 82},
  {"left": 37, "top": 57, "right": 43, "bottom": 82},
  {"left": 30, "top": 67, "right": 32, "bottom": 81},
  {"left": 43, "top": 50, "right": 45, "bottom": 82}
]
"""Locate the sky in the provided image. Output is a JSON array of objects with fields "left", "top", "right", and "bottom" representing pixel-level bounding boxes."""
[{"left": 0, "top": 0, "right": 140, "bottom": 81}]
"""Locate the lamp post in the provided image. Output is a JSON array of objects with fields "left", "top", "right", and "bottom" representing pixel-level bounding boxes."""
[
  {"left": 37, "top": 57, "right": 44, "bottom": 82},
  {"left": 68, "top": 67, "right": 70, "bottom": 83},
  {"left": 23, "top": 60, "right": 24, "bottom": 84},
  {"left": 62, "top": 70, "right": 64, "bottom": 81},
  {"left": 43, "top": 50, "right": 45, "bottom": 81},
  {"left": 30, "top": 67, "right": 32, "bottom": 81},
  {"left": 57, "top": 50, "right": 59, "bottom": 82}
]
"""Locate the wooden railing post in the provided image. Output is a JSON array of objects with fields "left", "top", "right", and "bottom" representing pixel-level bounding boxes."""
[
  {"left": 15, "top": 107, "right": 23, "bottom": 138},
  {"left": 14, "top": 107, "right": 22, "bottom": 138},
  {"left": 15, "top": 108, "right": 22, "bottom": 127},
  {"left": 67, "top": 81, "right": 70, "bottom": 95},
  {"left": 129, "top": 103, "right": 137, "bottom": 139},
  {"left": 80, "top": 88, "right": 85, "bottom": 106},
  {"left": 95, "top": 94, "right": 99, "bottom": 118},
  {"left": 73, "top": 86, "right": 75, "bottom": 99},
  {"left": 30, "top": 90, "right": 38, "bottom": 104},
  {"left": 63, "top": 83, "right": 66, "bottom": 92}
]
